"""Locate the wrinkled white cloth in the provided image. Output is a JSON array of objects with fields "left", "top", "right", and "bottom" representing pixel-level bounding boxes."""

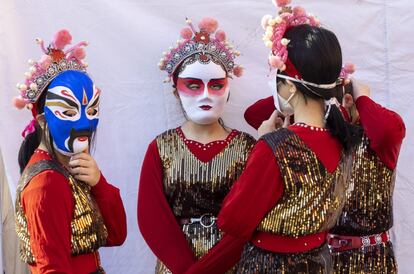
[
  {"left": 0, "top": 0, "right": 413, "bottom": 273},
  {"left": 1, "top": 149, "right": 28, "bottom": 274}
]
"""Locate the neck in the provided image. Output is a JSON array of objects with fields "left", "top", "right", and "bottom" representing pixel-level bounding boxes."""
[
  {"left": 181, "top": 120, "right": 230, "bottom": 144},
  {"left": 38, "top": 140, "right": 71, "bottom": 167},
  {"left": 293, "top": 95, "right": 326, "bottom": 128}
]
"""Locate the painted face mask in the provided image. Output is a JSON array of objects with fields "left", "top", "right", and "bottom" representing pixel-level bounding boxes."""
[
  {"left": 268, "top": 76, "right": 295, "bottom": 117},
  {"left": 44, "top": 70, "right": 100, "bottom": 156},
  {"left": 176, "top": 61, "right": 229, "bottom": 125}
]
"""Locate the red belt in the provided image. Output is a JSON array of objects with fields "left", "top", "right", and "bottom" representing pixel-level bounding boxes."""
[{"left": 328, "top": 231, "right": 390, "bottom": 252}]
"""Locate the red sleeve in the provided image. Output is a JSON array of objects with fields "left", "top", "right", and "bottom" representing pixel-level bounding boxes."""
[
  {"left": 22, "top": 170, "right": 74, "bottom": 274},
  {"left": 218, "top": 140, "right": 283, "bottom": 239},
  {"left": 137, "top": 140, "right": 196, "bottom": 274},
  {"left": 355, "top": 96, "right": 406, "bottom": 169},
  {"left": 185, "top": 234, "right": 245, "bottom": 274},
  {"left": 185, "top": 140, "right": 284, "bottom": 274},
  {"left": 244, "top": 96, "right": 275, "bottom": 130},
  {"left": 91, "top": 174, "right": 127, "bottom": 246}
]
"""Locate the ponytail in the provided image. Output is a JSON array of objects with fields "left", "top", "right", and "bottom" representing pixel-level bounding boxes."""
[
  {"left": 17, "top": 87, "right": 49, "bottom": 173},
  {"left": 325, "top": 104, "right": 363, "bottom": 153}
]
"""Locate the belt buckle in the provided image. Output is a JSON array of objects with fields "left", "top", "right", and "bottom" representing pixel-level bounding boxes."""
[
  {"left": 199, "top": 214, "right": 216, "bottom": 228},
  {"left": 375, "top": 234, "right": 382, "bottom": 244},
  {"left": 361, "top": 236, "right": 371, "bottom": 247}
]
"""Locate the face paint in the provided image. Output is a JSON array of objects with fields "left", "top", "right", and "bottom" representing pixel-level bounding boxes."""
[
  {"left": 176, "top": 61, "right": 229, "bottom": 125},
  {"left": 44, "top": 70, "right": 100, "bottom": 156}
]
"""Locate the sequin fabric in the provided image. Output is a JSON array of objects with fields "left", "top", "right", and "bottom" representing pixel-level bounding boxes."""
[
  {"left": 236, "top": 242, "right": 332, "bottom": 274},
  {"left": 330, "top": 136, "right": 397, "bottom": 274},
  {"left": 154, "top": 129, "right": 255, "bottom": 274},
  {"left": 257, "top": 128, "right": 351, "bottom": 237},
  {"left": 15, "top": 160, "right": 108, "bottom": 264},
  {"left": 332, "top": 242, "right": 397, "bottom": 274}
]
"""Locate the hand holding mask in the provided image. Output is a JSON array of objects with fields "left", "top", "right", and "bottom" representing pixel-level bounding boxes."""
[{"left": 69, "top": 152, "right": 101, "bottom": 187}]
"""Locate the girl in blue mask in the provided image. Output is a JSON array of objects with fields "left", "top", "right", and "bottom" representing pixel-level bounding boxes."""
[{"left": 13, "top": 29, "right": 127, "bottom": 274}]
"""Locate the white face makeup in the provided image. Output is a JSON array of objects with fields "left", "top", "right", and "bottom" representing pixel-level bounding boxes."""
[{"left": 176, "top": 61, "right": 229, "bottom": 125}]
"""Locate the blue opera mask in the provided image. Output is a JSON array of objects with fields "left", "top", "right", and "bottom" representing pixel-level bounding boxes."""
[{"left": 44, "top": 70, "right": 100, "bottom": 156}]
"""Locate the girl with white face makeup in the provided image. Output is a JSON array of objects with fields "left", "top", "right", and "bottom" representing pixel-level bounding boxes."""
[{"left": 137, "top": 17, "right": 255, "bottom": 274}]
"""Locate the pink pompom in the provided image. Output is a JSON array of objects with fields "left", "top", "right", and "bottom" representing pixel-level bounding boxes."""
[
  {"left": 233, "top": 66, "right": 244, "bottom": 77},
  {"left": 273, "top": 0, "right": 291, "bottom": 8},
  {"left": 38, "top": 55, "right": 52, "bottom": 70},
  {"left": 73, "top": 47, "right": 86, "bottom": 60},
  {"left": 269, "top": 55, "right": 284, "bottom": 69},
  {"left": 198, "top": 17, "right": 218, "bottom": 34},
  {"left": 54, "top": 29, "right": 72, "bottom": 50},
  {"left": 215, "top": 29, "right": 226, "bottom": 41},
  {"left": 344, "top": 63, "right": 356, "bottom": 74},
  {"left": 180, "top": 27, "right": 193, "bottom": 39},
  {"left": 12, "top": 96, "right": 27, "bottom": 109},
  {"left": 261, "top": 15, "right": 273, "bottom": 30},
  {"left": 293, "top": 6, "right": 306, "bottom": 16}
]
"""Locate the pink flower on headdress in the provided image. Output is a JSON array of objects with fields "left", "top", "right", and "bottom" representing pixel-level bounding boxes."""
[
  {"left": 215, "top": 29, "right": 226, "bottom": 41},
  {"left": 273, "top": 0, "right": 291, "bottom": 8},
  {"left": 180, "top": 27, "right": 193, "bottom": 39},
  {"left": 261, "top": 15, "right": 273, "bottom": 30},
  {"left": 54, "top": 29, "right": 72, "bottom": 50},
  {"left": 12, "top": 96, "right": 28, "bottom": 110},
  {"left": 269, "top": 55, "right": 285, "bottom": 70},
  {"left": 233, "top": 65, "right": 244, "bottom": 77},
  {"left": 38, "top": 55, "right": 52, "bottom": 70},
  {"left": 198, "top": 17, "right": 218, "bottom": 34},
  {"left": 293, "top": 6, "right": 306, "bottom": 16},
  {"left": 73, "top": 47, "right": 86, "bottom": 60},
  {"left": 340, "top": 62, "right": 356, "bottom": 82},
  {"left": 195, "top": 32, "right": 210, "bottom": 44}
]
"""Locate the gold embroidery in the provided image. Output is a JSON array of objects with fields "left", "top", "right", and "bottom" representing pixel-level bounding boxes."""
[
  {"left": 257, "top": 128, "right": 351, "bottom": 237},
  {"left": 15, "top": 161, "right": 107, "bottom": 264},
  {"left": 155, "top": 129, "right": 255, "bottom": 273}
]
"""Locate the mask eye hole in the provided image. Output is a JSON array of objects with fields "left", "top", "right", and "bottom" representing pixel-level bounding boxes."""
[
  {"left": 210, "top": 83, "right": 224, "bottom": 90},
  {"left": 187, "top": 83, "right": 201, "bottom": 90},
  {"left": 87, "top": 108, "right": 98, "bottom": 116},
  {"left": 62, "top": 109, "right": 77, "bottom": 117}
]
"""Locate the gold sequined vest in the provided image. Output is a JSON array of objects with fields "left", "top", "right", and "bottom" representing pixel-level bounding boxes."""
[
  {"left": 156, "top": 129, "right": 256, "bottom": 218},
  {"left": 15, "top": 160, "right": 108, "bottom": 264},
  {"left": 330, "top": 135, "right": 395, "bottom": 236},
  {"left": 257, "top": 128, "right": 351, "bottom": 237}
]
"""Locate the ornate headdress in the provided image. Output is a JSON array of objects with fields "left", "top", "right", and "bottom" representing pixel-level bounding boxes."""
[
  {"left": 158, "top": 17, "right": 244, "bottom": 81},
  {"left": 262, "top": 0, "right": 355, "bottom": 87},
  {"left": 13, "top": 29, "right": 88, "bottom": 115}
]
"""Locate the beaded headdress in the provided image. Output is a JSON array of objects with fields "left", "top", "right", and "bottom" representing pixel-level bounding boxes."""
[
  {"left": 158, "top": 17, "right": 244, "bottom": 81},
  {"left": 262, "top": 0, "right": 354, "bottom": 87},
  {"left": 13, "top": 29, "right": 89, "bottom": 115}
]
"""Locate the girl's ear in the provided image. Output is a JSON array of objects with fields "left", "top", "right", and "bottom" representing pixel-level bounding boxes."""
[{"left": 285, "top": 79, "right": 297, "bottom": 94}]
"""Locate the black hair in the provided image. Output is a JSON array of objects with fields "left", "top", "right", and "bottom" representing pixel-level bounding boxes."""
[
  {"left": 17, "top": 90, "right": 54, "bottom": 173},
  {"left": 277, "top": 24, "right": 362, "bottom": 152}
]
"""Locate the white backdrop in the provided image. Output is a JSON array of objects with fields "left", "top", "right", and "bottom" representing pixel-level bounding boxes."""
[{"left": 0, "top": 0, "right": 413, "bottom": 273}]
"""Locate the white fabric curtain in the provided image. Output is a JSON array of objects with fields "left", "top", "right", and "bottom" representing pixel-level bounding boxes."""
[{"left": 0, "top": 0, "right": 413, "bottom": 273}]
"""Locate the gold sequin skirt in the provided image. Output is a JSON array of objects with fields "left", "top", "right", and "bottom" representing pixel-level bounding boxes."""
[
  {"left": 235, "top": 242, "right": 332, "bottom": 274},
  {"left": 332, "top": 241, "right": 397, "bottom": 274},
  {"left": 155, "top": 222, "right": 235, "bottom": 274}
]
